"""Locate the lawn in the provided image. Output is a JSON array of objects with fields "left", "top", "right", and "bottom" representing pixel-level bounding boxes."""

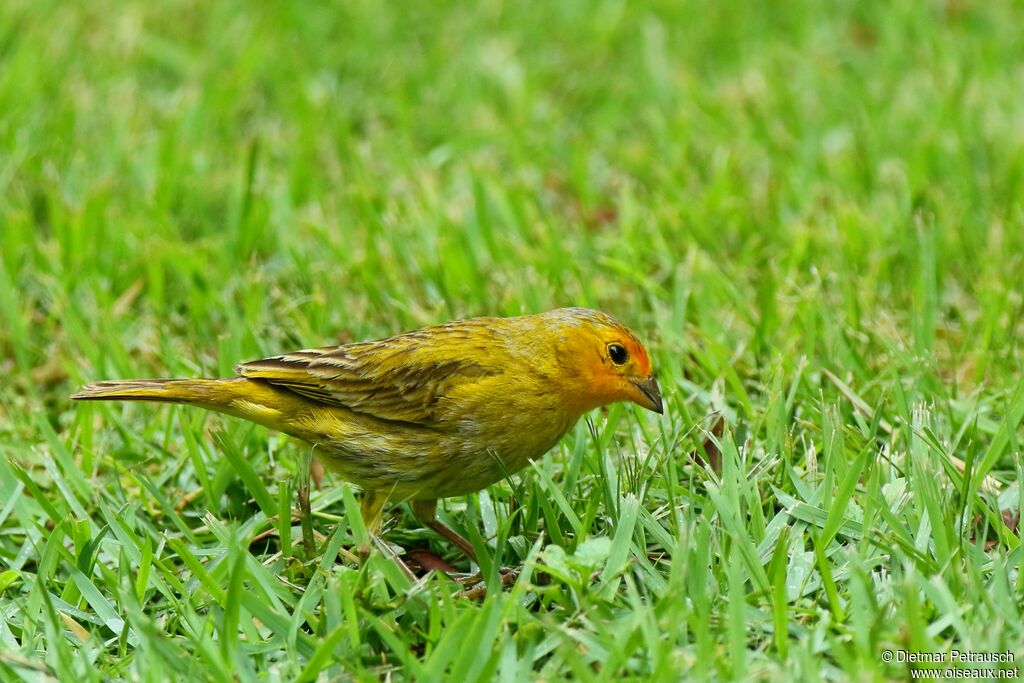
[{"left": 2, "top": 0, "right": 1024, "bottom": 680}]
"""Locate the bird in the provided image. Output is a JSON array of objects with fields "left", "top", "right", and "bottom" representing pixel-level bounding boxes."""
[{"left": 72, "top": 307, "right": 663, "bottom": 559}]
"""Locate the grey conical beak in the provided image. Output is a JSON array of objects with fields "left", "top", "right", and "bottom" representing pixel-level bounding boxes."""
[{"left": 634, "top": 375, "right": 663, "bottom": 414}]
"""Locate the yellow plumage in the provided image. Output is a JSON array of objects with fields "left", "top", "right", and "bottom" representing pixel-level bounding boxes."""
[{"left": 73, "top": 307, "right": 662, "bottom": 555}]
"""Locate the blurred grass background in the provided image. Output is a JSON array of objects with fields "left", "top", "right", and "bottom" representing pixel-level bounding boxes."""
[{"left": 2, "top": 0, "right": 1023, "bottom": 680}]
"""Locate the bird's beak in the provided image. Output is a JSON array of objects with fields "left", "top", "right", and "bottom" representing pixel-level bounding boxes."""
[{"left": 631, "top": 375, "right": 663, "bottom": 414}]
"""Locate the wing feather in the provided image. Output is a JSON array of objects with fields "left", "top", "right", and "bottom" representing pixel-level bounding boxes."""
[{"left": 236, "top": 321, "right": 505, "bottom": 427}]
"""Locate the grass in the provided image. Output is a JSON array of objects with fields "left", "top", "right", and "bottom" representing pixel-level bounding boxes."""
[{"left": 2, "top": 0, "right": 1024, "bottom": 679}]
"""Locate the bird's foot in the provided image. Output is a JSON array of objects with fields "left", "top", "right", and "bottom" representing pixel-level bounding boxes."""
[{"left": 456, "top": 566, "right": 520, "bottom": 599}]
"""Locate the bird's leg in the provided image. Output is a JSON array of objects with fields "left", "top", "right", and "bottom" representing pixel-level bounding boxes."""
[
  {"left": 410, "top": 500, "right": 522, "bottom": 596},
  {"left": 411, "top": 499, "right": 478, "bottom": 562},
  {"left": 310, "top": 457, "right": 325, "bottom": 490},
  {"left": 297, "top": 449, "right": 315, "bottom": 556},
  {"left": 357, "top": 491, "right": 415, "bottom": 580},
  {"left": 358, "top": 490, "right": 389, "bottom": 558}
]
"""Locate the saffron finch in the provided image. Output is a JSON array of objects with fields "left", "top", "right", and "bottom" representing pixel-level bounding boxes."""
[{"left": 73, "top": 307, "right": 662, "bottom": 557}]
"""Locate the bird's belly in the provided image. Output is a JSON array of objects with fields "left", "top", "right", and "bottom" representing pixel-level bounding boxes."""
[
  {"left": 289, "top": 404, "right": 577, "bottom": 500},
  {"left": 414, "top": 410, "right": 578, "bottom": 498}
]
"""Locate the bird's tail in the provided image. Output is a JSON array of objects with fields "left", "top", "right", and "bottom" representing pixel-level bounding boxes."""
[
  {"left": 74, "top": 376, "right": 216, "bottom": 403},
  {"left": 71, "top": 377, "right": 268, "bottom": 412},
  {"left": 72, "top": 377, "right": 303, "bottom": 430}
]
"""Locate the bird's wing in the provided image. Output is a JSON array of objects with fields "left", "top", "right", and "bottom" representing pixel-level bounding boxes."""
[{"left": 236, "top": 322, "right": 503, "bottom": 427}]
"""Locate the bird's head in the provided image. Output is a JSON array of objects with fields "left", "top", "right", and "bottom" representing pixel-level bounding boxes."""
[{"left": 546, "top": 308, "right": 663, "bottom": 416}]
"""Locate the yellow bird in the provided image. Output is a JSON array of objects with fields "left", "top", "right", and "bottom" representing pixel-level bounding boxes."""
[{"left": 73, "top": 307, "right": 663, "bottom": 557}]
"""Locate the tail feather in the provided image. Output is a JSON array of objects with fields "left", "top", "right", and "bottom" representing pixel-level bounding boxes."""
[
  {"left": 71, "top": 377, "right": 294, "bottom": 429},
  {"left": 72, "top": 379, "right": 226, "bottom": 406}
]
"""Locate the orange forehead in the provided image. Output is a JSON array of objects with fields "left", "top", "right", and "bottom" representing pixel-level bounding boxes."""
[
  {"left": 623, "top": 338, "right": 652, "bottom": 374},
  {"left": 547, "top": 308, "right": 652, "bottom": 375},
  {"left": 584, "top": 322, "right": 652, "bottom": 375}
]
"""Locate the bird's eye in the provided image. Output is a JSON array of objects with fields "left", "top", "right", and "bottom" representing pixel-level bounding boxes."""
[{"left": 608, "top": 343, "right": 629, "bottom": 365}]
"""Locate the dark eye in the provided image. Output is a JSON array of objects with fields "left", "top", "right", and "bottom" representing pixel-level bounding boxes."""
[{"left": 608, "top": 343, "right": 629, "bottom": 365}]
